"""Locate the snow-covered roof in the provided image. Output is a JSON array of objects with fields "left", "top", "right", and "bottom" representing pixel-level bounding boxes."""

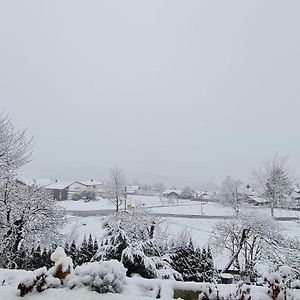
[
  {"left": 126, "top": 185, "right": 140, "bottom": 192},
  {"left": 237, "top": 186, "right": 256, "bottom": 196},
  {"left": 163, "top": 190, "right": 182, "bottom": 195},
  {"left": 46, "top": 181, "right": 74, "bottom": 190},
  {"left": 294, "top": 187, "right": 300, "bottom": 193},
  {"left": 249, "top": 195, "right": 267, "bottom": 203},
  {"left": 76, "top": 180, "right": 103, "bottom": 186},
  {"left": 21, "top": 178, "right": 55, "bottom": 187}
]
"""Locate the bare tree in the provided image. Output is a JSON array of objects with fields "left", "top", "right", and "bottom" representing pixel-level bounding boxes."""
[
  {"left": 211, "top": 210, "right": 284, "bottom": 277},
  {"left": 107, "top": 166, "right": 126, "bottom": 212},
  {"left": 254, "top": 156, "right": 294, "bottom": 217},
  {"left": 220, "top": 176, "right": 244, "bottom": 216}
]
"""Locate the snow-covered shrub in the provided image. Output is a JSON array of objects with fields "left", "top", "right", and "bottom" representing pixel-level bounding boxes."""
[
  {"left": 49, "top": 246, "right": 73, "bottom": 281},
  {"left": 226, "top": 282, "right": 251, "bottom": 300},
  {"left": 170, "top": 239, "right": 215, "bottom": 282},
  {"left": 72, "top": 190, "right": 97, "bottom": 201},
  {"left": 198, "top": 283, "right": 219, "bottom": 300},
  {"left": 95, "top": 209, "right": 180, "bottom": 280},
  {"left": 266, "top": 272, "right": 286, "bottom": 300},
  {"left": 121, "top": 240, "right": 182, "bottom": 280},
  {"left": 17, "top": 267, "right": 61, "bottom": 297},
  {"left": 291, "top": 280, "right": 300, "bottom": 289},
  {"left": 67, "top": 260, "right": 126, "bottom": 293}
]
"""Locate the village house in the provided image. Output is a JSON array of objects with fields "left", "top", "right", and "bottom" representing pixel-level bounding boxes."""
[{"left": 163, "top": 190, "right": 182, "bottom": 201}]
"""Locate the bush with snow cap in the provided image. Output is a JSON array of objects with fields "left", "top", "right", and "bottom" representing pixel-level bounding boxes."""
[
  {"left": 198, "top": 283, "right": 219, "bottom": 300},
  {"left": 49, "top": 246, "right": 73, "bottom": 281},
  {"left": 266, "top": 272, "right": 286, "bottom": 300},
  {"left": 17, "top": 267, "right": 61, "bottom": 297},
  {"left": 291, "top": 280, "right": 300, "bottom": 289},
  {"left": 67, "top": 260, "right": 126, "bottom": 294},
  {"left": 226, "top": 282, "right": 251, "bottom": 300}
]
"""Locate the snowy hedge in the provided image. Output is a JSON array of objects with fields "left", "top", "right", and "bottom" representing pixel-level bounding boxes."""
[{"left": 67, "top": 260, "right": 126, "bottom": 294}]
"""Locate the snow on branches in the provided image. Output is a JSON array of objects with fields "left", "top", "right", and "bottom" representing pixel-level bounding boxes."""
[{"left": 0, "top": 114, "right": 66, "bottom": 268}]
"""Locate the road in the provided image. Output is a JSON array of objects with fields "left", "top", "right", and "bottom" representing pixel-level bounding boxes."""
[{"left": 66, "top": 209, "right": 300, "bottom": 221}]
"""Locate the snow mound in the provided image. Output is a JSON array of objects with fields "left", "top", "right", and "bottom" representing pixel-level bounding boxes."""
[{"left": 67, "top": 260, "right": 126, "bottom": 294}]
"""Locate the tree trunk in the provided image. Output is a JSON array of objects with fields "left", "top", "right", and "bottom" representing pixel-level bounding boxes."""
[{"left": 222, "top": 228, "right": 249, "bottom": 273}]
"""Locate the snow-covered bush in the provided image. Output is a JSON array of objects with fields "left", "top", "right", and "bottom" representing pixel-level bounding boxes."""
[
  {"left": 226, "top": 282, "right": 251, "bottom": 300},
  {"left": 49, "top": 247, "right": 73, "bottom": 280},
  {"left": 198, "top": 283, "right": 220, "bottom": 300},
  {"left": 17, "top": 267, "right": 61, "bottom": 297},
  {"left": 95, "top": 209, "right": 180, "bottom": 280},
  {"left": 170, "top": 239, "right": 215, "bottom": 282},
  {"left": 71, "top": 190, "right": 96, "bottom": 201},
  {"left": 266, "top": 272, "right": 286, "bottom": 300},
  {"left": 291, "top": 280, "right": 300, "bottom": 289},
  {"left": 67, "top": 260, "right": 126, "bottom": 293}
]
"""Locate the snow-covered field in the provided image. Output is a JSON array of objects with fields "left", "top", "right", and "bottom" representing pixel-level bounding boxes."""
[
  {"left": 57, "top": 195, "right": 300, "bottom": 220},
  {"left": 57, "top": 195, "right": 197, "bottom": 211},
  {"left": 59, "top": 196, "right": 300, "bottom": 267}
]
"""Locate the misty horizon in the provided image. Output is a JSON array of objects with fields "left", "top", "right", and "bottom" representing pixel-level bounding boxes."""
[{"left": 1, "top": 1, "right": 299, "bottom": 189}]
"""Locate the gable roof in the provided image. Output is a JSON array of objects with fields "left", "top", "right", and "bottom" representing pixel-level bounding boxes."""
[
  {"left": 45, "top": 181, "right": 74, "bottom": 190},
  {"left": 163, "top": 190, "right": 182, "bottom": 196},
  {"left": 76, "top": 180, "right": 103, "bottom": 186}
]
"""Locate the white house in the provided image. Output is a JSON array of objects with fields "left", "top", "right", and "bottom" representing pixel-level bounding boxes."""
[
  {"left": 163, "top": 190, "right": 182, "bottom": 201},
  {"left": 68, "top": 180, "right": 105, "bottom": 197}
]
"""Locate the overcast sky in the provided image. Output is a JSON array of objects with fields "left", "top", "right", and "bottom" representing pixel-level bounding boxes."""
[{"left": 0, "top": 1, "right": 299, "bottom": 188}]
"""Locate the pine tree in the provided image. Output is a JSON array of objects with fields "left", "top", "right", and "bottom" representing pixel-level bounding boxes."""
[
  {"left": 32, "top": 245, "right": 43, "bottom": 269},
  {"left": 25, "top": 247, "right": 36, "bottom": 270},
  {"left": 64, "top": 242, "right": 70, "bottom": 256},
  {"left": 41, "top": 248, "right": 52, "bottom": 269},
  {"left": 202, "top": 247, "right": 214, "bottom": 282},
  {"left": 87, "top": 234, "right": 95, "bottom": 261},
  {"left": 93, "top": 239, "right": 99, "bottom": 257},
  {"left": 68, "top": 240, "right": 78, "bottom": 266},
  {"left": 78, "top": 236, "right": 89, "bottom": 265},
  {"left": 170, "top": 240, "right": 203, "bottom": 282},
  {"left": 15, "top": 243, "right": 26, "bottom": 269}
]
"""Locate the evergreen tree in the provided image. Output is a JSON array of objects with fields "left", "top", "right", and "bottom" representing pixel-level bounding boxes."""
[
  {"left": 202, "top": 247, "right": 214, "bottom": 282},
  {"left": 93, "top": 239, "right": 99, "bottom": 257},
  {"left": 68, "top": 240, "right": 78, "bottom": 266},
  {"left": 64, "top": 242, "right": 70, "bottom": 256},
  {"left": 25, "top": 247, "right": 36, "bottom": 270},
  {"left": 41, "top": 248, "right": 52, "bottom": 269},
  {"left": 15, "top": 243, "right": 26, "bottom": 269},
  {"left": 32, "top": 245, "right": 43, "bottom": 269},
  {"left": 170, "top": 240, "right": 203, "bottom": 282},
  {"left": 87, "top": 234, "right": 95, "bottom": 261},
  {"left": 78, "top": 236, "right": 89, "bottom": 265}
]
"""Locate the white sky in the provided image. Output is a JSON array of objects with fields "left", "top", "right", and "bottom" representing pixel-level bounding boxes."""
[{"left": 0, "top": 1, "right": 299, "bottom": 188}]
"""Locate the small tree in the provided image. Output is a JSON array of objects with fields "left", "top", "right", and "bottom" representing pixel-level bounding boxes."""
[
  {"left": 211, "top": 210, "right": 284, "bottom": 279},
  {"left": 94, "top": 209, "right": 180, "bottom": 279},
  {"left": 153, "top": 182, "right": 165, "bottom": 201},
  {"left": 181, "top": 186, "right": 194, "bottom": 200},
  {"left": 254, "top": 156, "right": 294, "bottom": 217},
  {"left": 220, "top": 176, "right": 244, "bottom": 215},
  {"left": 107, "top": 166, "right": 126, "bottom": 212}
]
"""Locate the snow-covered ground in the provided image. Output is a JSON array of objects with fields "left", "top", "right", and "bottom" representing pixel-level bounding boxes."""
[
  {"left": 57, "top": 195, "right": 300, "bottom": 220},
  {"left": 3, "top": 268, "right": 299, "bottom": 300},
  {"left": 57, "top": 195, "right": 197, "bottom": 211},
  {"left": 61, "top": 214, "right": 300, "bottom": 270}
]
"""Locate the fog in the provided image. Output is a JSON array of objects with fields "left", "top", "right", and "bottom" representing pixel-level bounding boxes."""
[{"left": 1, "top": 1, "right": 299, "bottom": 188}]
